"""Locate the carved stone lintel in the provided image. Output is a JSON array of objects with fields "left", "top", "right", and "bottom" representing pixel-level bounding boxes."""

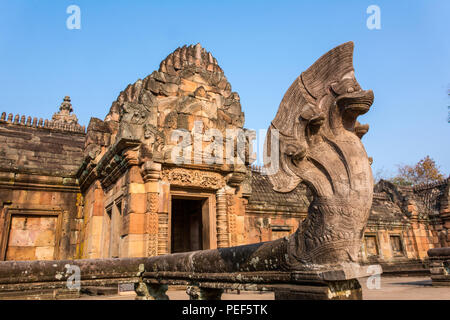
[
  {"left": 162, "top": 168, "right": 225, "bottom": 189},
  {"left": 134, "top": 282, "right": 169, "bottom": 300}
]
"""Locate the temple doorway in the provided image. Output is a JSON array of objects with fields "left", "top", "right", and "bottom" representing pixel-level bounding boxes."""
[
  {"left": 170, "top": 198, "right": 205, "bottom": 253},
  {"left": 169, "top": 191, "right": 217, "bottom": 253}
]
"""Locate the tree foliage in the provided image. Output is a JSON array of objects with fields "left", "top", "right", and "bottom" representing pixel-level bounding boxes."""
[{"left": 391, "top": 156, "right": 446, "bottom": 186}]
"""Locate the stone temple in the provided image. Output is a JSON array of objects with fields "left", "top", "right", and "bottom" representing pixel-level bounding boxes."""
[{"left": 0, "top": 43, "right": 448, "bottom": 277}]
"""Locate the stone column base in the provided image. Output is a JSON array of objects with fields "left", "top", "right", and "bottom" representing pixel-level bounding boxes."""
[
  {"left": 186, "top": 286, "right": 224, "bottom": 300},
  {"left": 428, "top": 247, "right": 450, "bottom": 286}
]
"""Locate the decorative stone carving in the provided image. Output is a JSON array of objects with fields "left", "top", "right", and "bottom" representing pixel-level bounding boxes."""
[
  {"left": 186, "top": 286, "right": 223, "bottom": 300},
  {"left": 225, "top": 172, "right": 245, "bottom": 188},
  {"left": 51, "top": 96, "right": 81, "bottom": 127},
  {"left": 158, "top": 212, "right": 169, "bottom": 255},
  {"left": 140, "top": 161, "right": 161, "bottom": 182},
  {"left": 134, "top": 282, "right": 169, "bottom": 300},
  {"left": 116, "top": 102, "right": 153, "bottom": 141},
  {"left": 162, "top": 168, "right": 225, "bottom": 189},
  {"left": 102, "top": 43, "right": 247, "bottom": 169},
  {"left": 146, "top": 212, "right": 159, "bottom": 257},
  {"left": 147, "top": 193, "right": 159, "bottom": 215},
  {"left": 428, "top": 247, "right": 450, "bottom": 286},
  {"left": 265, "top": 42, "right": 374, "bottom": 268},
  {"left": 141, "top": 42, "right": 375, "bottom": 278},
  {"left": 216, "top": 188, "right": 229, "bottom": 248}
]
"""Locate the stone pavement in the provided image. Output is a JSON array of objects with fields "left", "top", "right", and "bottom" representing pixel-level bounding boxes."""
[
  {"left": 360, "top": 276, "right": 450, "bottom": 300},
  {"left": 74, "top": 276, "right": 450, "bottom": 300}
]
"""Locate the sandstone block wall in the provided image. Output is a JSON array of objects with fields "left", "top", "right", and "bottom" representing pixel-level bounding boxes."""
[{"left": 0, "top": 110, "right": 85, "bottom": 261}]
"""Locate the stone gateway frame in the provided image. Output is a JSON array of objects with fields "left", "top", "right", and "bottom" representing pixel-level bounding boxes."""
[
  {"left": 169, "top": 190, "right": 217, "bottom": 252},
  {"left": 0, "top": 205, "right": 64, "bottom": 261}
]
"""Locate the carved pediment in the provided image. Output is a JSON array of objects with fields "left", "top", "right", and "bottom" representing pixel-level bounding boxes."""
[{"left": 100, "top": 44, "right": 248, "bottom": 168}]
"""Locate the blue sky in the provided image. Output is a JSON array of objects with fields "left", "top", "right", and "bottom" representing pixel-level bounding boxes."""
[{"left": 0, "top": 0, "right": 449, "bottom": 177}]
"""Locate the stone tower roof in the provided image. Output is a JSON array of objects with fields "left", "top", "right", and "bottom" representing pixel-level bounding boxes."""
[
  {"left": 159, "top": 43, "right": 224, "bottom": 75},
  {"left": 97, "top": 43, "right": 245, "bottom": 166}
]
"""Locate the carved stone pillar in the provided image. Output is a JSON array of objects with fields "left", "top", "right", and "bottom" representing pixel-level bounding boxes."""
[
  {"left": 135, "top": 282, "right": 169, "bottom": 300},
  {"left": 157, "top": 181, "right": 170, "bottom": 255},
  {"left": 216, "top": 188, "right": 229, "bottom": 248},
  {"left": 225, "top": 172, "right": 246, "bottom": 247},
  {"left": 428, "top": 247, "right": 450, "bottom": 286},
  {"left": 141, "top": 161, "right": 162, "bottom": 257},
  {"left": 186, "top": 286, "right": 223, "bottom": 300}
]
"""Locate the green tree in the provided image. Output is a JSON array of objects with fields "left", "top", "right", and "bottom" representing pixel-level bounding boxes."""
[{"left": 391, "top": 156, "right": 446, "bottom": 186}]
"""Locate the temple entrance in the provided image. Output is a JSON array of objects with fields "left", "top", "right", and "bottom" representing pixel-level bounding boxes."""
[
  {"left": 170, "top": 198, "right": 205, "bottom": 253},
  {"left": 169, "top": 191, "right": 217, "bottom": 253}
]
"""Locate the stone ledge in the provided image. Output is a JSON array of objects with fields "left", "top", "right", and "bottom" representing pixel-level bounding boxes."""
[
  {"left": 0, "top": 172, "right": 80, "bottom": 192},
  {"left": 428, "top": 247, "right": 450, "bottom": 257}
]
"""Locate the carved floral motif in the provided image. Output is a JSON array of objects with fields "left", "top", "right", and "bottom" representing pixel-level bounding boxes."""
[{"left": 162, "top": 168, "right": 225, "bottom": 189}]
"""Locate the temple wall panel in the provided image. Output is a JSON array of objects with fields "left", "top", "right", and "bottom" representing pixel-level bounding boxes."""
[{"left": 0, "top": 184, "right": 81, "bottom": 261}]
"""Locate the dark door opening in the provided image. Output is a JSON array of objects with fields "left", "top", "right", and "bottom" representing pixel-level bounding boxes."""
[{"left": 171, "top": 198, "right": 204, "bottom": 253}]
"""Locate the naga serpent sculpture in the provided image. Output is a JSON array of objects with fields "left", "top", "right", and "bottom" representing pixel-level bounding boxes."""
[{"left": 142, "top": 41, "right": 374, "bottom": 273}]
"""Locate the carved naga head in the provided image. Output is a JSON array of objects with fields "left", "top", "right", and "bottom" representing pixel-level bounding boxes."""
[{"left": 266, "top": 42, "right": 374, "bottom": 268}]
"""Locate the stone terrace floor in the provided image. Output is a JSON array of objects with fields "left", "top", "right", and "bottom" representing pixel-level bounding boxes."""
[
  {"left": 74, "top": 276, "right": 450, "bottom": 300},
  {"left": 361, "top": 276, "right": 450, "bottom": 300}
]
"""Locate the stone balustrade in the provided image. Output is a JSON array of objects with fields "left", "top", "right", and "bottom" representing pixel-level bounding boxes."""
[
  {"left": 0, "top": 253, "right": 375, "bottom": 300},
  {"left": 0, "top": 258, "right": 146, "bottom": 299},
  {"left": 0, "top": 111, "right": 86, "bottom": 133}
]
